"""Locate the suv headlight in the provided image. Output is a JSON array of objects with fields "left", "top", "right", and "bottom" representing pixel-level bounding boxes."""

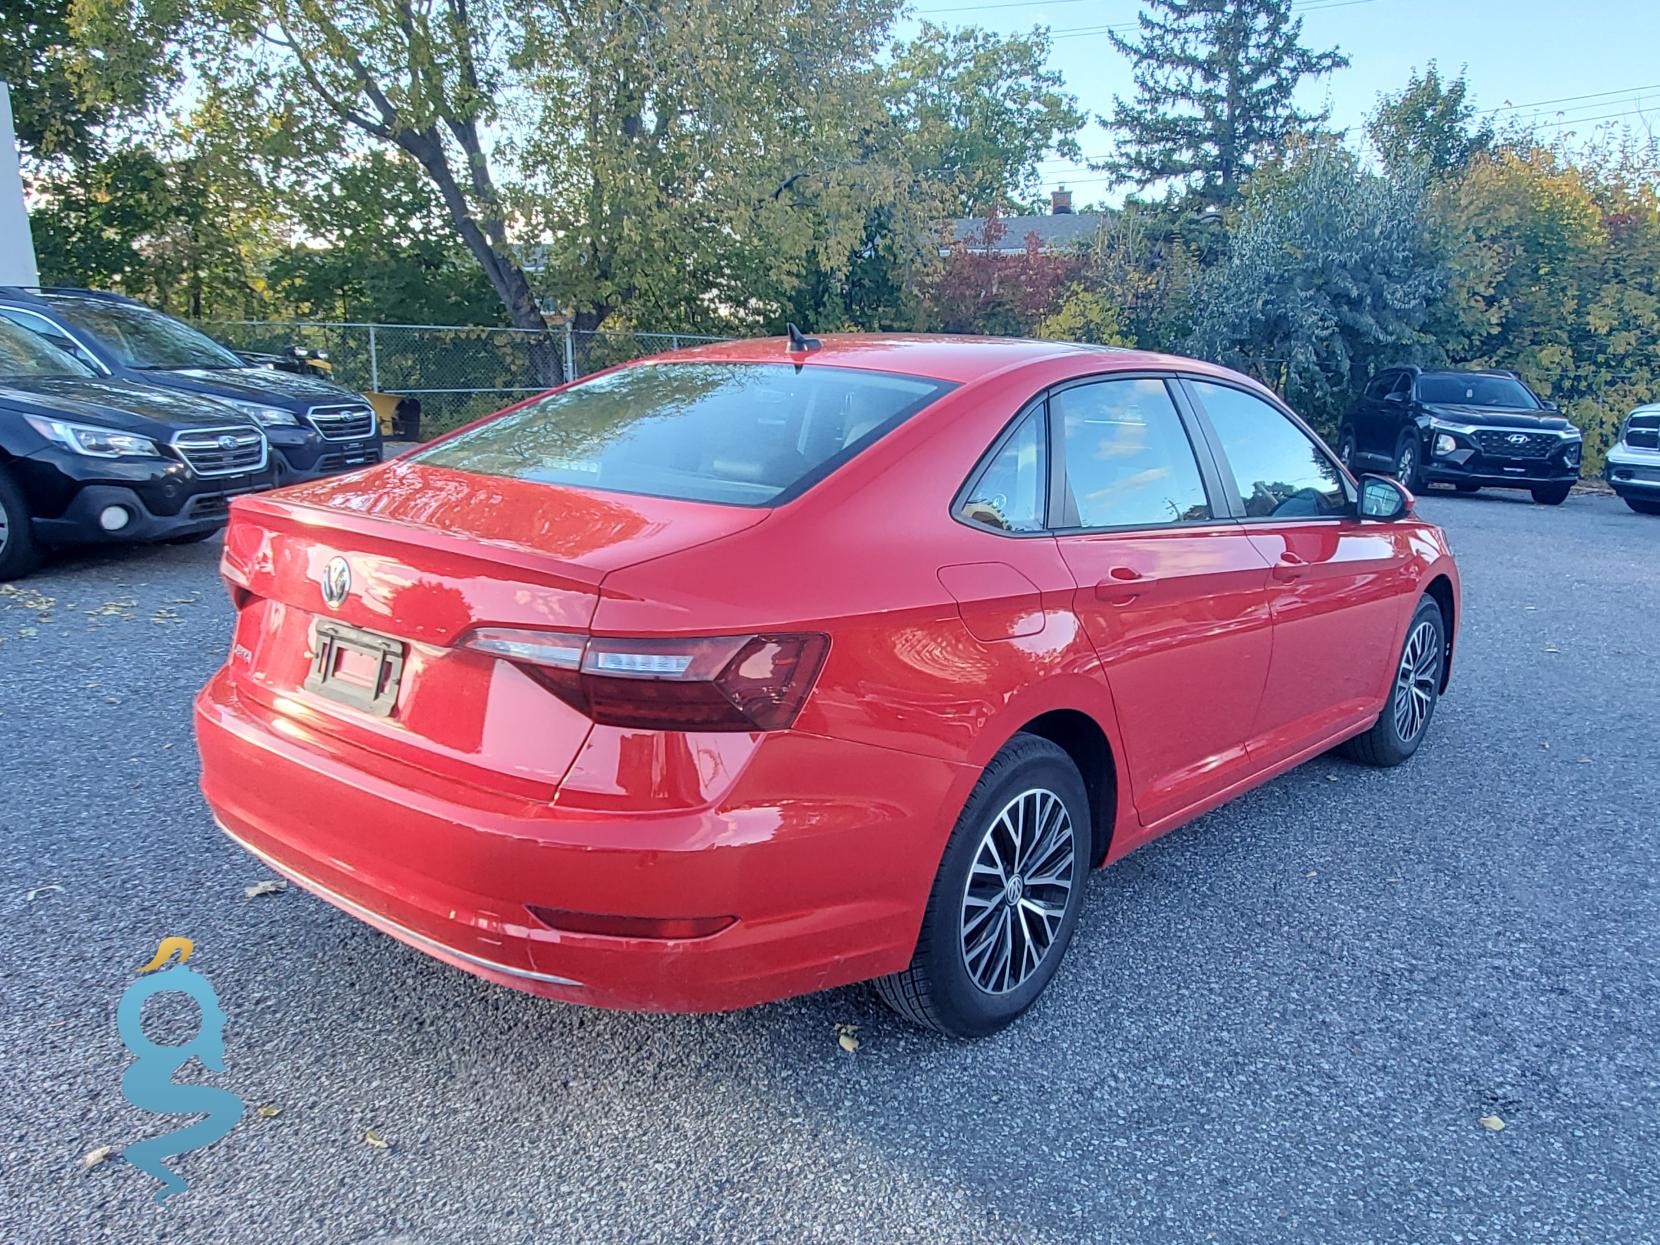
[
  {"left": 1433, "top": 433, "right": 1458, "bottom": 456},
  {"left": 24, "top": 415, "right": 161, "bottom": 459},
  {"left": 1563, "top": 439, "right": 1582, "bottom": 467},
  {"left": 219, "top": 399, "right": 300, "bottom": 427}
]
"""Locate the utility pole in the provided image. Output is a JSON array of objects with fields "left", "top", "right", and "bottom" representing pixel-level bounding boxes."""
[{"left": 0, "top": 77, "right": 40, "bottom": 286}]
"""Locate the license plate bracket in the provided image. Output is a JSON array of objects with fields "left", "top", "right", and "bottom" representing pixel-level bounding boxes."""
[{"left": 304, "top": 620, "right": 405, "bottom": 716}]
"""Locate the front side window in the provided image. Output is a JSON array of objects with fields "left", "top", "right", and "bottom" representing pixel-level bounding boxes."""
[
  {"left": 1416, "top": 373, "right": 1540, "bottom": 409},
  {"left": 0, "top": 317, "right": 98, "bottom": 380},
  {"left": 1189, "top": 380, "right": 1350, "bottom": 519},
  {"left": 1054, "top": 377, "right": 1212, "bottom": 529},
  {"left": 415, "top": 362, "right": 953, "bottom": 506},
  {"left": 958, "top": 408, "right": 1047, "bottom": 532},
  {"left": 45, "top": 300, "right": 245, "bottom": 371},
  {"left": 1363, "top": 373, "right": 1397, "bottom": 401}
]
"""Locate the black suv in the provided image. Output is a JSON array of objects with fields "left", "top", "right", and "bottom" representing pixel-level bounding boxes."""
[
  {"left": 1338, "top": 367, "right": 1582, "bottom": 505},
  {"left": 0, "top": 288, "right": 382, "bottom": 484},
  {"left": 0, "top": 318, "right": 277, "bottom": 579}
]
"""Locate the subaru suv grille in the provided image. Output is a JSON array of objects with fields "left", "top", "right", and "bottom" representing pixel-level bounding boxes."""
[
  {"left": 174, "top": 428, "right": 269, "bottom": 477},
  {"left": 307, "top": 403, "right": 378, "bottom": 441}
]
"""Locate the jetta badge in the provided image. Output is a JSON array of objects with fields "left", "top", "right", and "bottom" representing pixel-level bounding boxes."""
[
  {"left": 320, "top": 556, "right": 352, "bottom": 609},
  {"left": 1508, "top": 433, "right": 1529, "bottom": 445}
]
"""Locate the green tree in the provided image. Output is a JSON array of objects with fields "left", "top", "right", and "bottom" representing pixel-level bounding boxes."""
[
  {"left": 885, "top": 23, "right": 1083, "bottom": 216},
  {"left": 1187, "top": 140, "right": 1446, "bottom": 430},
  {"left": 1368, "top": 63, "right": 1494, "bottom": 178},
  {"left": 1100, "top": 0, "right": 1348, "bottom": 200}
]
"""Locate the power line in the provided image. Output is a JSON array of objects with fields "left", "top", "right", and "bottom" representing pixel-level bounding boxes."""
[
  {"left": 1480, "top": 83, "right": 1660, "bottom": 116},
  {"left": 1533, "top": 105, "right": 1659, "bottom": 131},
  {"left": 913, "top": 0, "right": 1096, "bottom": 13}
]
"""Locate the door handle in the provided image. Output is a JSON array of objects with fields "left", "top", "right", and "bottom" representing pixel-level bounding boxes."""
[
  {"left": 1272, "top": 553, "right": 1308, "bottom": 582},
  {"left": 1095, "top": 568, "right": 1156, "bottom": 603}
]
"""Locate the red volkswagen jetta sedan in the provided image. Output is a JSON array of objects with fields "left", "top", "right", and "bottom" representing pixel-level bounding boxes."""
[{"left": 197, "top": 335, "right": 1459, "bottom": 1036}]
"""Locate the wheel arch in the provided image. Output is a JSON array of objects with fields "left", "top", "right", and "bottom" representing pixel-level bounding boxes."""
[
  {"left": 1424, "top": 573, "right": 1456, "bottom": 691},
  {"left": 1012, "top": 708, "right": 1118, "bottom": 867}
]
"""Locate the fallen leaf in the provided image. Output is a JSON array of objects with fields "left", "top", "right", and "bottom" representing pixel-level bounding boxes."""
[
  {"left": 1325, "top": 774, "right": 1338, "bottom": 782},
  {"left": 81, "top": 1146, "right": 115, "bottom": 1170},
  {"left": 257, "top": 1105, "right": 281, "bottom": 1119},
  {"left": 835, "top": 1022, "right": 860, "bottom": 1053},
  {"left": 244, "top": 879, "right": 288, "bottom": 899},
  {"left": 24, "top": 884, "right": 63, "bottom": 901},
  {"left": 1543, "top": 645, "right": 1561, "bottom": 654},
  {"left": 365, "top": 1128, "right": 391, "bottom": 1148},
  {"left": 1478, "top": 1114, "right": 1506, "bottom": 1131},
  {"left": 1304, "top": 869, "right": 1319, "bottom": 878}
]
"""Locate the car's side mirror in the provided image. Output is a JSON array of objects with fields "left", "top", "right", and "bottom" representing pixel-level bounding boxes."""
[
  {"left": 1383, "top": 391, "right": 1406, "bottom": 403},
  {"left": 1542, "top": 400, "right": 1559, "bottom": 411},
  {"left": 1358, "top": 474, "right": 1412, "bottom": 521}
]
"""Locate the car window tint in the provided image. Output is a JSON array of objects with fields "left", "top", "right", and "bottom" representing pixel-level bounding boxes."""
[
  {"left": 1190, "top": 381, "right": 1350, "bottom": 519},
  {"left": 1363, "top": 373, "right": 1396, "bottom": 400},
  {"left": 959, "top": 409, "right": 1047, "bottom": 532},
  {"left": 1054, "top": 378, "right": 1211, "bottom": 529},
  {"left": 0, "top": 316, "right": 97, "bottom": 379},
  {"left": 415, "top": 362, "right": 953, "bottom": 507}
]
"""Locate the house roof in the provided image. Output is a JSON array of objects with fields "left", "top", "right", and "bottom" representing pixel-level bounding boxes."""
[{"left": 946, "top": 213, "right": 1103, "bottom": 254}]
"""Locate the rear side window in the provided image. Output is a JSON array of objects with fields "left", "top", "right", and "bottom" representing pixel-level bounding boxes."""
[
  {"left": 957, "top": 409, "right": 1047, "bottom": 532},
  {"left": 1189, "top": 381, "right": 1350, "bottom": 519},
  {"left": 1053, "top": 378, "right": 1212, "bottom": 529},
  {"left": 414, "top": 362, "right": 953, "bottom": 506}
]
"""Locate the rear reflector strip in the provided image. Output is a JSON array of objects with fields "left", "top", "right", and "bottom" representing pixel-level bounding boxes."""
[{"left": 526, "top": 905, "right": 736, "bottom": 941}]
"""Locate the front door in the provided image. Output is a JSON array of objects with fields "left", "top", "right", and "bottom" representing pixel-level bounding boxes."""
[
  {"left": 1049, "top": 376, "right": 1274, "bottom": 829},
  {"left": 1182, "top": 379, "right": 1416, "bottom": 767}
]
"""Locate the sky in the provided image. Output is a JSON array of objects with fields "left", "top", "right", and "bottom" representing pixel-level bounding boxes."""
[{"left": 896, "top": 0, "right": 1660, "bottom": 206}]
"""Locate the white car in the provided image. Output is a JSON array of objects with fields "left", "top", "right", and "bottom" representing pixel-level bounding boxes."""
[{"left": 1607, "top": 405, "right": 1660, "bottom": 515}]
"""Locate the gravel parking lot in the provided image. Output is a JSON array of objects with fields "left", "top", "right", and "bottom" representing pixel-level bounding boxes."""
[{"left": 2, "top": 489, "right": 1656, "bottom": 1245}]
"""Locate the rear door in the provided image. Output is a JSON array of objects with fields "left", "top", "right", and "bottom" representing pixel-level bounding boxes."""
[
  {"left": 1180, "top": 378, "right": 1416, "bottom": 767},
  {"left": 1049, "top": 375, "right": 1274, "bottom": 828}
]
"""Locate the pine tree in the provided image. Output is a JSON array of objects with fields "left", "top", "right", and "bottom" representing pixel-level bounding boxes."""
[{"left": 1101, "top": 0, "right": 1348, "bottom": 200}]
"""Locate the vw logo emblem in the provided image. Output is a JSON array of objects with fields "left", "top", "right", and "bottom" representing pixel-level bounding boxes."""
[
  {"left": 320, "top": 557, "right": 351, "bottom": 609},
  {"left": 1507, "top": 433, "right": 1529, "bottom": 445},
  {"left": 217, "top": 434, "right": 239, "bottom": 450}
]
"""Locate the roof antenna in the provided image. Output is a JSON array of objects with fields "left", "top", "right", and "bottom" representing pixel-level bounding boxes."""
[{"left": 786, "top": 323, "right": 821, "bottom": 354}]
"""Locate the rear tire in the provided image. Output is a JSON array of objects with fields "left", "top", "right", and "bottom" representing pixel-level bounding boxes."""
[
  {"left": 1531, "top": 482, "right": 1572, "bottom": 505},
  {"left": 0, "top": 465, "right": 42, "bottom": 582},
  {"left": 1340, "top": 595, "right": 1446, "bottom": 768},
  {"left": 875, "top": 733, "right": 1090, "bottom": 1038},
  {"left": 1622, "top": 496, "right": 1660, "bottom": 515},
  {"left": 1393, "top": 432, "right": 1422, "bottom": 492}
]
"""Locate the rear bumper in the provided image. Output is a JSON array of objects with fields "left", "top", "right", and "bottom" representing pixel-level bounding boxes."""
[{"left": 194, "top": 669, "right": 966, "bottom": 1012}]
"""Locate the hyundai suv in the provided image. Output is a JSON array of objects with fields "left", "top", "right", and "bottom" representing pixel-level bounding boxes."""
[
  {"left": 0, "top": 318, "right": 276, "bottom": 579},
  {"left": 0, "top": 288, "right": 382, "bottom": 484},
  {"left": 1338, "top": 366, "right": 1582, "bottom": 504}
]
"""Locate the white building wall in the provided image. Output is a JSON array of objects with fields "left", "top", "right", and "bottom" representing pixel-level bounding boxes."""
[{"left": 0, "top": 78, "right": 41, "bottom": 287}]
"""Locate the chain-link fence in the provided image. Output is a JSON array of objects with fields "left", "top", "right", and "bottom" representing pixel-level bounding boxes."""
[{"left": 195, "top": 320, "right": 731, "bottom": 436}]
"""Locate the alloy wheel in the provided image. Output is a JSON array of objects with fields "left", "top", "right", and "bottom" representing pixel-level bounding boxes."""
[
  {"left": 1393, "top": 619, "right": 1442, "bottom": 743},
  {"left": 959, "top": 787, "right": 1075, "bottom": 995},
  {"left": 0, "top": 503, "right": 8, "bottom": 554},
  {"left": 1397, "top": 443, "right": 1415, "bottom": 484}
]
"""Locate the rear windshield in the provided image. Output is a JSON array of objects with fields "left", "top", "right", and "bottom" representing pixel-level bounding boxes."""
[
  {"left": 1417, "top": 373, "right": 1540, "bottom": 409},
  {"left": 413, "top": 362, "right": 954, "bottom": 506},
  {"left": 47, "top": 299, "right": 246, "bottom": 370}
]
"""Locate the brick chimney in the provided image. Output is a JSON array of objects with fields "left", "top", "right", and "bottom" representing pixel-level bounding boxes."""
[{"left": 1050, "top": 188, "right": 1073, "bottom": 215}]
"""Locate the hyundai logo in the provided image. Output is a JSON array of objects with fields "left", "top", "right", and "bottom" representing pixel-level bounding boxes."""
[
  {"left": 320, "top": 557, "right": 352, "bottom": 609},
  {"left": 1507, "top": 433, "right": 1530, "bottom": 445}
]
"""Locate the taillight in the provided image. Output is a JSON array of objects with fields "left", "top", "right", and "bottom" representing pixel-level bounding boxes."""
[{"left": 461, "top": 628, "right": 829, "bottom": 732}]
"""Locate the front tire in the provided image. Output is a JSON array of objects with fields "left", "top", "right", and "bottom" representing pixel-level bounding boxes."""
[
  {"left": 875, "top": 733, "right": 1090, "bottom": 1037},
  {"left": 1393, "top": 432, "right": 1422, "bottom": 492},
  {"left": 0, "top": 465, "right": 42, "bottom": 582},
  {"left": 1340, "top": 596, "right": 1446, "bottom": 768},
  {"left": 1336, "top": 426, "right": 1357, "bottom": 471},
  {"left": 1531, "top": 482, "right": 1572, "bottom": 505},
  {"left": 1625, "top": 496, "right": 1660, "bottom": 515}
]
